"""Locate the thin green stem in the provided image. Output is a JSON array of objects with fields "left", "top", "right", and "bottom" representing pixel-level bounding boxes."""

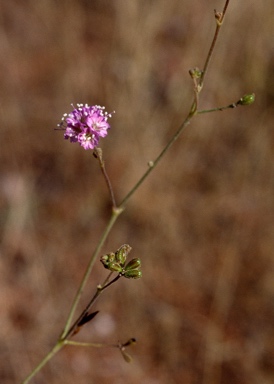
[
  {"left": 63, "top": 274, "right": 121, "bottom": 339},
  {"left": 60, "top": 207, "right": 123, "bottom": 339},
  {"left": 21, "top": 342, "right": 63, "bottom": 384},
  {"left": 102, "top": 270, "right": 114, "bottom": 286},
  {"left": 199, "top": 0, "right": 231, "bottom": 88},
  {"left": 119, "top": 112, "right": 193, "bottom": 208},
  {"left": 119, "top": 2, "right": 231, "bottom": 208},
  {"left": 94, "top": 148, "right": 117, "bottom": 208},
  {"left": 197, "top": 103, "right": 237, "bottom": 114},
  {"left": 64, "top": 340, "right": 107, "bottom": 348}
]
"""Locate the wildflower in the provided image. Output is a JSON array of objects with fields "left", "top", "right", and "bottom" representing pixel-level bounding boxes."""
[{"left": 58, "top": 104, "right": 114, "bottom": 150}]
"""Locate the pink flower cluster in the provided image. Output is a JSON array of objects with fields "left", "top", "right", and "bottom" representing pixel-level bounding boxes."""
[{"left": 58, "top": 104, "right": 114, "bottom": 150}]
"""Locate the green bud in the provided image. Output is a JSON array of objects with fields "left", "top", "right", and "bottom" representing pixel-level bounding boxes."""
[
  {"left": 237, "top": 93, "right": 255, "bottom": 106},
  {"left": 108, "top": 262, "right": 123, "bottom": 273},
  {"left": 108, "top": 252, "right": 116, "bottom": 263},
  {"left": 189, "top": 67, "right": 202, "bottom": 79},
  {"left": 125, "top": 258, "right": 141, "bottom": 271},
  {"left": 100, "top": 252, "right": 116, "bottom": 268},
  {"left": 115, "top": 244, "right": 132, "bottom": 265},
  {"left": 100, "top": 255, "right": 109, "bottom": 268},
  {"left": 124, "top": 269, "right": 142, "bottom": 279}
]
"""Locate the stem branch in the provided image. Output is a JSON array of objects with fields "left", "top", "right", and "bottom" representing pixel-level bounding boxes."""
[
  {"left": 119, "top": 115, "right": 192, "bottom": 208},
  {"left": 199, "top": 0, "right": 231, "bottom": 88},
  {"left": 94, "top": 147, "right": 117, "bottom": 208},
  {"left": 197, "top": 102, "right": 237, "bottom": 114},
  {"left": 60, "top": 208, "right": 123, "bottom": 339},
  {"left": 63, "top": 274, "right": 121, "bottom": 339}
]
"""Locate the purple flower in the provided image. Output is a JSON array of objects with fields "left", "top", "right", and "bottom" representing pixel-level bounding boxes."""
[{"left": 58, "top": 104, "right": 114, "bottom": 150}]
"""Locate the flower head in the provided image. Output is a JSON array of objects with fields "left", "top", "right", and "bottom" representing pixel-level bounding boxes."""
[{"left": 58, "top": 104, "right": 114, "bottom": 150}]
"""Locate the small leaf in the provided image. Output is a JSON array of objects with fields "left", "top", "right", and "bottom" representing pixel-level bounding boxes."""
[
  {"left": 122, "top": 338, "right": 136, "bottom": 347},
  {"left": 78, "top": 311, "right": 99, "bottom": 327}
]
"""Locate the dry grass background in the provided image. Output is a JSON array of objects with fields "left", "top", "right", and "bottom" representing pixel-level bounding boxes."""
[{"left": 0, "top": 0, "right": 274, "bottom": 383}]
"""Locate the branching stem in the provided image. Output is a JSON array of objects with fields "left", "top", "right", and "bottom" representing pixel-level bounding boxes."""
[
  {"left": 61, "top": 273, "right": 120, "bottom": 340},
  {"left": 60, "top": 207, "right": 123, "bottom": 339},
  {"left": 197, "top": 103, "right": 238, "bottom": 114},
  {"left": 21, "top": 1, "right": 231, "bottom": 382},
  {"left": 199, "top": 0, "right": 230, "bottom": 89}
]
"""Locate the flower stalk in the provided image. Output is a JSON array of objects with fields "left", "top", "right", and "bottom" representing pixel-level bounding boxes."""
[
  {"left": 93, "top": 147, "right": 117, "bottom": 208},
  {"left": 22, "top": 1, "right": 238, "bottom": 382},
  {"left": 60, "top": 207, "right": 123, "bottom": 340}
]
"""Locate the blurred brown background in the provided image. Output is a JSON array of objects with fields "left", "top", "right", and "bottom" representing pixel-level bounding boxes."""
[{"left": 0, "top": 1, "right": 274, "bottom": 383}]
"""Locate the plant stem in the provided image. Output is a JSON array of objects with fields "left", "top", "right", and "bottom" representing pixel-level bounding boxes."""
[
  {"left": 197, "top": 102, "right": 237, "bottom": 114},
  {"left": 94, "top": 147, "right": 117, "bottom": 208},
  {"left": 119, "top": 113, "right": 192, "bottom": 208},
  {"left": 21, "top": 342, "right": 63, "bottom": 384},
  {"left": 199, "top": 0, "right": 231, "bottom": 89},
  {"left": 63, "top": 274, "right": 121, "bottom": 339},
  {"left": 119, "top": 3, "right": 231, "bottom": 208},
  {"left": 64, "top": 340, "right": 107, "bottom": 348},
  {"left": 22, "top": 1, "right": 232, "bottom": 382},
  {"left": 60, "top": 207, "right": 123, "bottom": 339}
]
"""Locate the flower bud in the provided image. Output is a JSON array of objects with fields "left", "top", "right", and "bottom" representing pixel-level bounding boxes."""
[
  {"left": 124, "top": 269, "right": 142, "bottom": 279},
  {"left": 189, "top": 67, "right": 202, "bottom": 79},
  {"left": 100, "top": 252, "right": 115, "bottom": 268},
  {"left": 125, "top": 258, "right": 141, "bottom": 271},
  {"left": 115, "top": 244, "right": 132, "bottom": 265},
  {"left": 237, "top": 93, "right": 255, "bottom": 106},
  {"left": 108, "top": 262, "right": 123, "bottom": 273}
]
